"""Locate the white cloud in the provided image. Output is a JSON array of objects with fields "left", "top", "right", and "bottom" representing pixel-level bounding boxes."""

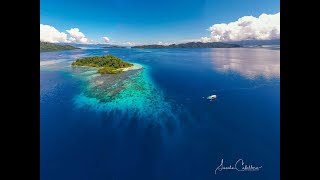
[
  {"left": 123, "top": 42, "right": 135, "bottom": 46},
  {"left": 200, "top": 37, "right": 211, "bottom": 43},
  {"left": 40, "top": 24, "right": 68, "bottom": 43},
  {"left": 202, "top": 12, "right": 280, "bottom": 42},
  {"left": 178, "top": 38, "right": 200, "bottom": 43},
  {"left": 40, "top": 24, "right": 91, "bottom": 44},
  {"left": 156, "top": 41, "right": 170, "bottom": 45},
  {"left": 102, "top": 37, "right": 110, "bottom": 43},
  {"left": 66, "top": 28, "right": 88, "bottom": 43}
]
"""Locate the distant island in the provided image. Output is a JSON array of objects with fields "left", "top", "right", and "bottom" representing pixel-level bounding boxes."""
[
  {"left": 72, "top": 55, "right": 133, "bottom": 74},
  {"left": 102, "top": 45, "right": 126, "bottom": 48},
  {"left": 132, "top": 42, "right": 241, "bottom": 48},
  {"left": 40, "top": 41, "right": 80, "bottom": 52},
  {"left": 229, "top": 39, "right": 280, "bottom": 46}
]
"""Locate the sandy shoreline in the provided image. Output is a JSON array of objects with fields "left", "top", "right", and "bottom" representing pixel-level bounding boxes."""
[{"left": 120, "top": 63, "right": 143, "bottom": 71}]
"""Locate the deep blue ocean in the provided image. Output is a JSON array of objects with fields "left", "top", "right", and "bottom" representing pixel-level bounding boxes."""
[{"left": 40, "top": 47, "right": 280, "bottom": 180}]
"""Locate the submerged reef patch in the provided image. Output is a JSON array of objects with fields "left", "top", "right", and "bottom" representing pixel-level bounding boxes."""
[
  {"left": 72, "top": 64, "right": 184, "bottom": 127},
  {"left": 41, "top": 58, "right": 189, "bottom": 131}
]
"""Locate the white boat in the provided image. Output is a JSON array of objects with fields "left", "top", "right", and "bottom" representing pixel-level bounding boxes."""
[{"left": 207, "top": 95, "right": 217, "bottom": 100}]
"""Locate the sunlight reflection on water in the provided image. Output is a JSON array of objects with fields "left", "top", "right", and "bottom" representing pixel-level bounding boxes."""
[{"left": 209, "top": 48, "right": 280, "bottom": 79}]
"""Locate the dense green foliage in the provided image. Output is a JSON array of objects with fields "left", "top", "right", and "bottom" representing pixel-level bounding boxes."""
[
  {"left": 72, "top": 55, "right": 133, "bottom": 68},
  {"left": 40, "top": 41, "right": 79, "bottom": 52},
  {"left": 72, "top": 55, "right": 133, "bottom": 74},
  {"left": 97, "top": 66, "right": 123, "bottom": 74},
  {"left": 132, "top": 42, "right": 241, "bottom": 48}
]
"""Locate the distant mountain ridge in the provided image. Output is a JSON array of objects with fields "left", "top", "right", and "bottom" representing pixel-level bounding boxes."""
[
  {"left": 228, "top": 39, "right": 280, "bottom": 46},
  {"left": 132, "top": 42, "right": 241, "bottom": 48},
  {"left": 40, "top": 41, "right": 80, "bottom": 52},
  {"left": 102, "top": 45, "right": 126, "bottom": 48},
  {"left": 41, "top": 40, "right": 279, "bottom": 51}
]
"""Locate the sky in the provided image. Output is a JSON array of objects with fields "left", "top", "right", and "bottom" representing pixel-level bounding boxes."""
[{"left": 40, "top": 0, "right": 280, "bottom": 45}]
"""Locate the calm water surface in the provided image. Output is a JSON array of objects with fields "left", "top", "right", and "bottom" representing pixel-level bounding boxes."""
[{"left": 40, "top": 47, "right": 279, "bottom": 180}]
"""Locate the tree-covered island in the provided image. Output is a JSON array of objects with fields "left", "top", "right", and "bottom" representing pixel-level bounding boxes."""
[
  {"left": 72, "top": 55, "right": 133, "bottom": 74},
  {"left": 40, "top": 41, "right": 80, "bottom": 52}
]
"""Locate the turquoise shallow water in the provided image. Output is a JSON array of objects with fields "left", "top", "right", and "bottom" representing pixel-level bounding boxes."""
[
  {"left": 41, "top": 47, "right": 279, "bottom": 180},
  {"left": 72, "top": 64, "right": 184, "bottom": 127},
  {"left": 40, "top": 56, "right": 185, "bottom": 128}
]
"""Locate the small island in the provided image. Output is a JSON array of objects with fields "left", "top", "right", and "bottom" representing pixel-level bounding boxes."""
[
  {"left": 72, "top": 55, "right": 133, "bottom": 74},
  {"left": 40, "top": 41, "right": 80, "bottom": 52}
]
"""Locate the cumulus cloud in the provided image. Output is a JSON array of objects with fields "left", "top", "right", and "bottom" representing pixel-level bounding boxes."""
[
  {"left": 201, "top": 12, "right": 280, "bottom": 42},
  {"left": 123, "top": 42, "right": 135, "bottom": 46},
  {"left": 66, "top": 28, "right": 88, "bottom": 43},
  {"left": 156, "top": 41, "right": 170, "bottom": 45},
  {"left": 40, "top": 24, "right": 91, "bottom": 44},
  {"left": 40, "top": 24, "right": 68, "bottom": 43},
  {"left": 102, "top": 37, "right": 110, "bottom": 43},
  {"left": 200, "top": 37, "right": 211, "bottom": 43}
]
